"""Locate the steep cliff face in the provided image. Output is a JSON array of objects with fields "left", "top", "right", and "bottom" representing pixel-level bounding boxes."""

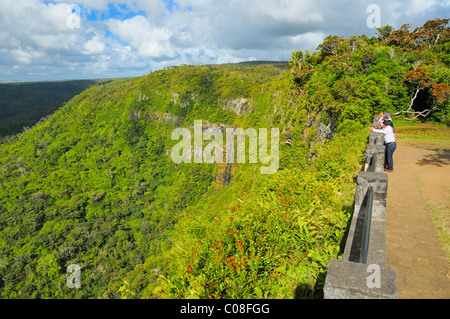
[
  {"left": 0, "top": 61, "right": 362, "bottom": 299},
  {"left": 0, "top": 62, "right": 299, "bottom": 298}
]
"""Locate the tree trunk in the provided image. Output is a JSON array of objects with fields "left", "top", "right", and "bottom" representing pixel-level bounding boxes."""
[{"left": 393, "top": 86, "right": 420, "bottom": 116}]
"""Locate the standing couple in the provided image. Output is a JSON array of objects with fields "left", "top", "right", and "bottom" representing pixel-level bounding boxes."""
[{"left": 370, "top": 113, "right": 397, "bottom": 172}]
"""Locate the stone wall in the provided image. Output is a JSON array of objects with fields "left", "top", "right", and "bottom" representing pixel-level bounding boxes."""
[{"left": 323, "top": 130, "right": 398, "bottom": 299}]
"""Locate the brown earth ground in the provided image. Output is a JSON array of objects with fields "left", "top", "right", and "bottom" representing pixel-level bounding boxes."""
[{"left": 385, "top": 123, "right": 450, "bottom": 298}]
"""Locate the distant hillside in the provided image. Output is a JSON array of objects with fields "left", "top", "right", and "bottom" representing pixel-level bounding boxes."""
[
  {"left": 233, "top": 60, "right": 289, "bottom": 68},
  {"left": 0, "top": 80, "right": 110, "bottom": 136}
]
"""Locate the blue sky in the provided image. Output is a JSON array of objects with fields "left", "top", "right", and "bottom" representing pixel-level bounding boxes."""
[
  {"left": 0, "top": 0, "right": 448, "bottom": 82},
  {"left": 85, "top": 3, "right": 145, "bottom": 21}
]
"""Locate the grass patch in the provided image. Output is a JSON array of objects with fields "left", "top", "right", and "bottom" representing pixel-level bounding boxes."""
[
  {"left": 393, "top": 118, "right": 421, "bottom": 127},
  {"left": 395, "top": 121, "right": 450, "bottom": 152},
  {"left": 398, "top": 128, "right": 450, "bottom": 139},
  {"left": 426, "top": 199, "right": 450, "bottom": 264},
  {"left": 415, "top": 176, "right": 450, "bottom": 263}
]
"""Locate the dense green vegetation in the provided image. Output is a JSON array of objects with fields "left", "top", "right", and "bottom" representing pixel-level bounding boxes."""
[
  {"left": 0, "top": 19, "right": 448, "bottom": 299},
  {"left": 0, "top": 80, "right": 108, "bottom": 137}
]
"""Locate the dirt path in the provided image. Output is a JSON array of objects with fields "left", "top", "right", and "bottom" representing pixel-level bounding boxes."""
[{"left": 385, "top": 140, "right": 450, "bottom": 298}]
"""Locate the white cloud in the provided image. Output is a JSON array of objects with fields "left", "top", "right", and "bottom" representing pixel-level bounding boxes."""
[
  {"left": 0, "top": 0, "right": 448, "bottom": 81},
  {"left": 11, "top": 48, "right": 46, "bottom": 65},
  {"left": 53, "top": 0, "right": 116, "bottom": 11},
  {"left": 381, "top": 0, "right": 449, "bottom": 28},
  {"left": 82, "top": 36, "right": 106, "bottom": 55},
  {"left": 106, "top": 15, "right": 176, "bottom": 59},
  {"left": 407, "top": 0, "right": 438, "bottom": 15}
]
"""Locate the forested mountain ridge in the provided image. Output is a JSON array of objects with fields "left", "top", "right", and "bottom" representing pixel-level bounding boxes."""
[
  {"left": 0, "top": 80, "right": 105, "bottom": 137},
  {"left": 0, "top": 19, "right": 448, "bottom": 299}
]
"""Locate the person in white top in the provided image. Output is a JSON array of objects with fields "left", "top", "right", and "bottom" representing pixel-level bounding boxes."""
[{"left": 370, "top": 119, "right": 397, "bottom": 172}]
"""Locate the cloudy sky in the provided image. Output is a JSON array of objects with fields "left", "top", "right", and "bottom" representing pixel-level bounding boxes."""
[{"left": 0, "top": 0, "right": 448, "bottom": 81}]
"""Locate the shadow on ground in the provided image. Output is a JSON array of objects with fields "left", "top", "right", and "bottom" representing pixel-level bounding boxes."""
[{"left": 416, "top": 151, "right": 450, "bottom": 167}]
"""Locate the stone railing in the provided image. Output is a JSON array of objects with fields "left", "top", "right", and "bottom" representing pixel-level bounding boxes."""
[{"left": 323, "top": 128, "right": 398, "bottom": 299}]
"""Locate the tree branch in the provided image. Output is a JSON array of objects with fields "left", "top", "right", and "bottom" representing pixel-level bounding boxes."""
[
  {"left": 393, "top": 86, "right": 421, "bottom": 116},
  {"left": 392, "top": 86, "right": 420, "bottom": 116},
  {"left": 396, "top": 103, "right": 439, "bottom": 120}
]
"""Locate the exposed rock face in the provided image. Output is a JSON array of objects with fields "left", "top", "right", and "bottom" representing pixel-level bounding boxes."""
[
  {"left": 309, "top": 121, "right": 336, "bottom": 161},
  {"left": 128, "top": 109, "right": 141, "bottom": 121},
  {"left": 171, "top": 92, "right": 179, "bottom": 103},
  {"left": 224, "top": 162, "right": 232, "bottom": 186},
  {"left": 171, "top": 92, "right": 197, "bottom": 108},
  {"left": 316, "top": 122, "right": 334, "bottom": 142},
  {"left": 221, "top": 98, "right": 253, "bottom": 115},
  {"left": 146, "top": 111, "right": 180, "bottom": 125},
  {"left": 172, "top": 92, "right": 253, "bottom": 115}
]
